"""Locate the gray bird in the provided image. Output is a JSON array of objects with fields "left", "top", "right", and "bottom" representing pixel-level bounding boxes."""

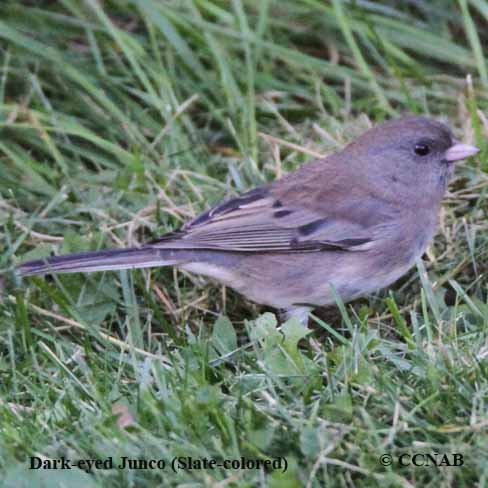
[{"left": 18, "top": 117, "right": 479, "bottom": 324}]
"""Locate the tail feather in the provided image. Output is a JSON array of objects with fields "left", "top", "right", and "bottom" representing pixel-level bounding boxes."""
[{"left": 17, "top": 247, "right": 181, "bottom": 276}]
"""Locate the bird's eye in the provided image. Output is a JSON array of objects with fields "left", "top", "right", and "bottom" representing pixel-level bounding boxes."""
[{"left": 414, "top": 143, "right": 430, "bottom": 156}]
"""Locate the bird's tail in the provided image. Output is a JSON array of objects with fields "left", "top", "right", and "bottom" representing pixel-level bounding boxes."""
[{"left": 17, "top": 247, "right": 182, "bottom": 276}]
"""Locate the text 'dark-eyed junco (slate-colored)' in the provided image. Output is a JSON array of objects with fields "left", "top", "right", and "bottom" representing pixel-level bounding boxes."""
[{"left": 18, "top": 117, "right": 480, "bottom": 323}]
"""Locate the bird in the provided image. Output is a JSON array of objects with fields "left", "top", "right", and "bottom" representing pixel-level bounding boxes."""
[{"left": 18, "top": 116, "right": 479, "bottom": 324}]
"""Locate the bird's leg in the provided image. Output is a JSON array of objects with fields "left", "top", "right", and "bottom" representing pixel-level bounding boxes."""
[{"left": 282, "top": 306, "right": 312, "bottom": 327}]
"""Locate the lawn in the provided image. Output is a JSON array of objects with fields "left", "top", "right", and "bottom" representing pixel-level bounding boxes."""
[{"left": 0, "top": 1, "right": 487, "bottom": 486}]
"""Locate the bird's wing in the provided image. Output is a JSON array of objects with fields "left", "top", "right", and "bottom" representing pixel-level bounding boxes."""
[{"left": 149, "top": 185, "right": 390, "bottom": 252}]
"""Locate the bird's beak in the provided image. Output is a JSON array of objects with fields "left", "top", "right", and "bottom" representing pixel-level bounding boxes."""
[{"left": 444, "top": 141, "right": 479, "bottom": 162}]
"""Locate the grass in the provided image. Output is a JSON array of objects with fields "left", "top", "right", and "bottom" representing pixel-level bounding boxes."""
[{"left": 0, "top": 0, "right": 488, "bottom": 486}]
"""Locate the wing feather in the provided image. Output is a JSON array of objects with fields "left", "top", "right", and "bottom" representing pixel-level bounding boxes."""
[{"left": 149, "top": 186, "right": 378, "bottom": 253}]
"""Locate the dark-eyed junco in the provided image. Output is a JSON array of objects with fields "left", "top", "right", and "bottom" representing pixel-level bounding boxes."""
[{"left": 18, "top": 117, "right": 479, "bottom": 323}]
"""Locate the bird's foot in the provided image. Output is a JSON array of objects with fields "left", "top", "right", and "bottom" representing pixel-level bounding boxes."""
[{"left": 282, "top": 306, "right": 312, "bottom": 327}]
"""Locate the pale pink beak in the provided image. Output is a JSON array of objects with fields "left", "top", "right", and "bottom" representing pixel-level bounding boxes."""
[{"left": 444, "top": 141, "right": 479, "bottom": 162}]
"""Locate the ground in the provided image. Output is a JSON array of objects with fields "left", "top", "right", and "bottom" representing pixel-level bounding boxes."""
[{"left": 0, "top": 1, "right": 487, "bottom": 486}]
